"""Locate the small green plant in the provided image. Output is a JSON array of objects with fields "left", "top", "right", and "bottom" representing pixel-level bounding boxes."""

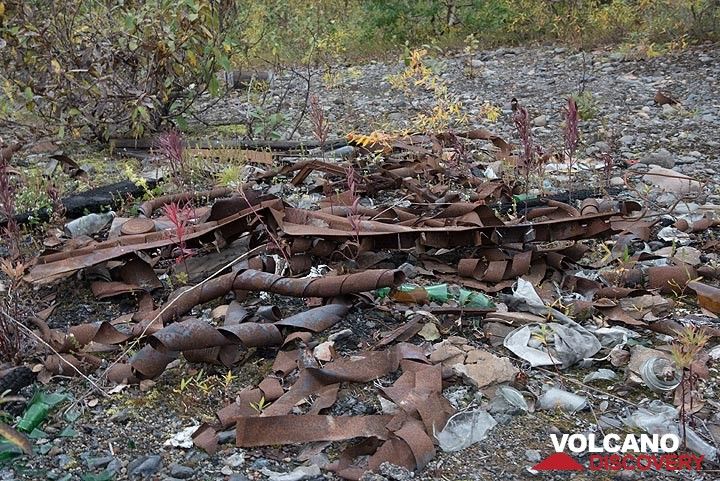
[
  {"left": 176, "top": 376, "right": 194, "bottom": 394},
  {"left": 573, "top": 91, "right": 598, "bottom": 121},
  {"left": 172, "top": 271, "right": 189, "bottom": 286},
  {"left": 222, "top": 370, "right": 237, "bottom": 389},
  {"left": 174, "top": 368, "right": 212, "bottom": 395},
  {"left": 215, "top": 164, "right": 247, "bottom": 190},
  {"left": 249, "top": 395, "right": 270, "bottom": 413}
]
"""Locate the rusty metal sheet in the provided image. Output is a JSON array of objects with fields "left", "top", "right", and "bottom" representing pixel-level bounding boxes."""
[
  {"left": 149, "top": 319, "right": 231, "bottom": 352},
  {"left": 140, "top": 269, "right": 401, "bottom": 325},
  {"left": 688, "top": 281, "right": 720, "bottom": 314},
  {"left": 274, "top": 304, "right": 348, "bottom": 332},
  {"left": 236, "top": 415, "right": 393, "bottom": 447},
  {"left": 648, "top": 265, "right": 698, "bottom": 294},
  {"left": 218, "top": 323, "right": 283, "bottom": 348}
]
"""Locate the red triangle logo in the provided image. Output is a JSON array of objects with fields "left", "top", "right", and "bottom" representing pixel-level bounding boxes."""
[{"left": 532, "top": 452, "right": 585, "bottom": 471}]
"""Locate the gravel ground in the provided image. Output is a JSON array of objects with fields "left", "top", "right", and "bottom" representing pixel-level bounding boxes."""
[{"left": 2, "top": 43, "right": 720, "bottom": 481}]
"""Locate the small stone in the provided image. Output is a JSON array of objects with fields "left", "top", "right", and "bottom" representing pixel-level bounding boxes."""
[
  {"left": 169, "top": 464, "right": 194, "bottom": 479},
  {"left": 639, "top": 148, "right": 675, "bottom": 169},
  {"left": 86, "top": 456, "right": 114, "bottom": 469},
  {"left": 610, "top": 176, "right": 625, "bottom": 186},
  {"left": 328, "top": 329, "right": 353, "bottom": 342},
  {"left": 228, "top": 475, "right": 250, "bottom": 481},
  {"left": 532, "top": 115, "right": 548, "bottom": 127},
  {"left": 217, "top": 428, "right": 236, "bottom": 444},
  {"left": 594, "top": 141, "right": 611, "bottom": 152},
  {"left": 619, "top": 135, "right": 635, "bottom": 146},
  {"left": 525, "top": 449, "right": 542, "bottom": 462},
  {"left": 470, "top": 59, "right": 484, "bottom": 68},
  {"left": 378, "top": 462, "right": 414, "bottom": 480},
  {"left": 128, "top": 455, "right": 162, "bottom": 478},
  {"left": 224, "top": 452, "right": 245, "bottom": 468},
  {"left": 699, "top": 55, "right": 712, "bottom": 64},
  {"left": 250, "top": 457, "right": 270, "bottom": 470},
  {"left": 359, "top": 474, "right": 388, "bottom": 481},
  {"left": 662, "top": 103, "right": 676, "bottom": 114}
]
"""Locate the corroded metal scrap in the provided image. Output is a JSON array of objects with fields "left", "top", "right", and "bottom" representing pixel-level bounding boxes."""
[{"left": 193, "top": 343, "right": 452, "bottom": 480}]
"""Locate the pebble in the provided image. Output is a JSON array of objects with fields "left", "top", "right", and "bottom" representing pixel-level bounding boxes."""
[
  {"left": 378, "top": 462, "right": 414, "bottom": 480},
  {"left": 86, "top": 456, "right": 115, "bottom": 469},
  {"left": 639, "top": 148, "right": 675, "bottom": 168},
  {"left": 128, "top": 455, "right": 163, "bottom": 478},
  {"left": 228, "top": 475, "right": 251, "bottom": 481},
  {"left": 525, "top": 449, "right": 542, "bottom": 462},
  {"left": 619, "top": 135, "right": 635, "bottom": 146},
  {"left": 250, "top": 457, "right": 270, "bottom": 470},
  {"left": 218, "top": 428, "right": 237, "bottom": 444},
  {"left": 609, "top": 176, "right": 625, "bottom": 186},
  {"left": 531, "top": 115, "right": 548, "bottom": 127},
  {"left": 225, "top": 451, "right": 246, "bottom": 467},
  {"left": 169, "top": 463, "right": 195, "bottom": 479}
]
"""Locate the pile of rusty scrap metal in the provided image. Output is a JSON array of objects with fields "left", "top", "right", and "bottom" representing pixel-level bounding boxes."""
[{"left": 20, "top": 130, "right": 720, "bottom": 479}]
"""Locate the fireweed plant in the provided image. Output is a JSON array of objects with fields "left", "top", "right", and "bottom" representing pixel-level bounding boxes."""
[
  {"left": 563, "top": 96, "right": 579, "bottom": 197},
  {"left": 163, "top": 201, "right": 195, "bottom": 265}
]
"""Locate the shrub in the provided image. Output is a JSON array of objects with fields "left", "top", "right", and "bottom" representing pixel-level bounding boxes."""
[{"left": 0, "top": 0, "right": 246, "bottom": 139}]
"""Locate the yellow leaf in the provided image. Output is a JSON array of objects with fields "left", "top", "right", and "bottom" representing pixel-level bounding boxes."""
[
  {"left": 50, "top": 59, "right": 62, "bottom": 75},
  {"left": 0, "top": 421, "right": 33, "bottom": 456}
]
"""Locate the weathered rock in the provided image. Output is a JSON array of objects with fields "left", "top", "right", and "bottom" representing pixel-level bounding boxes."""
[
  {"left": 169, "top": 464, "right": 194, "bottom": 479},
  {"left": 639, "top": 148, "right": 675, "bottom": 168},
  {"left": 128, "top": 455, "right": 162, "bottom": 478}
]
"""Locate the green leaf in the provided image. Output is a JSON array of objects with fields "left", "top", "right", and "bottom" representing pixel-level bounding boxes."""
[
  {"left": 175, "top": 116, "right": 188, "bottom": 130},
  {"left": 208, "top": 75, "right": 219, "bottom": 97},
  {"left": 217, "top": 53, "right": 231, "bottom": 71},
  {"left": 22, "top": 87, "right": 33, "bottom": 101}
]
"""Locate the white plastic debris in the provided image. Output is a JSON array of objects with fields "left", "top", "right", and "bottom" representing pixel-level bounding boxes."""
[
  {"left": 164, "top": 425, "right": 201, "bottom": 448},
  {"left": 538, "top": 387, "right": 587, "bottom": 412},
  {"left": 513, "top": 278, "right": 545, "bottom": 307},
  {"left": 503, "top": 322, "right": 601, "bottom": 368},
  {"left": 623, "top": 401, "right": 718, "bottom": 461},
  {"left": 436, "top": 409, "right": 497, "bottom": 452},
  {"left": 493, "top": 386, "right": 530, "bottom": 413},
  {"left": 261, "top": 465, "right": 321, "bottom": 481},
  {"left": 484, "top": 165, "right": 499, "bottom": 180}
]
